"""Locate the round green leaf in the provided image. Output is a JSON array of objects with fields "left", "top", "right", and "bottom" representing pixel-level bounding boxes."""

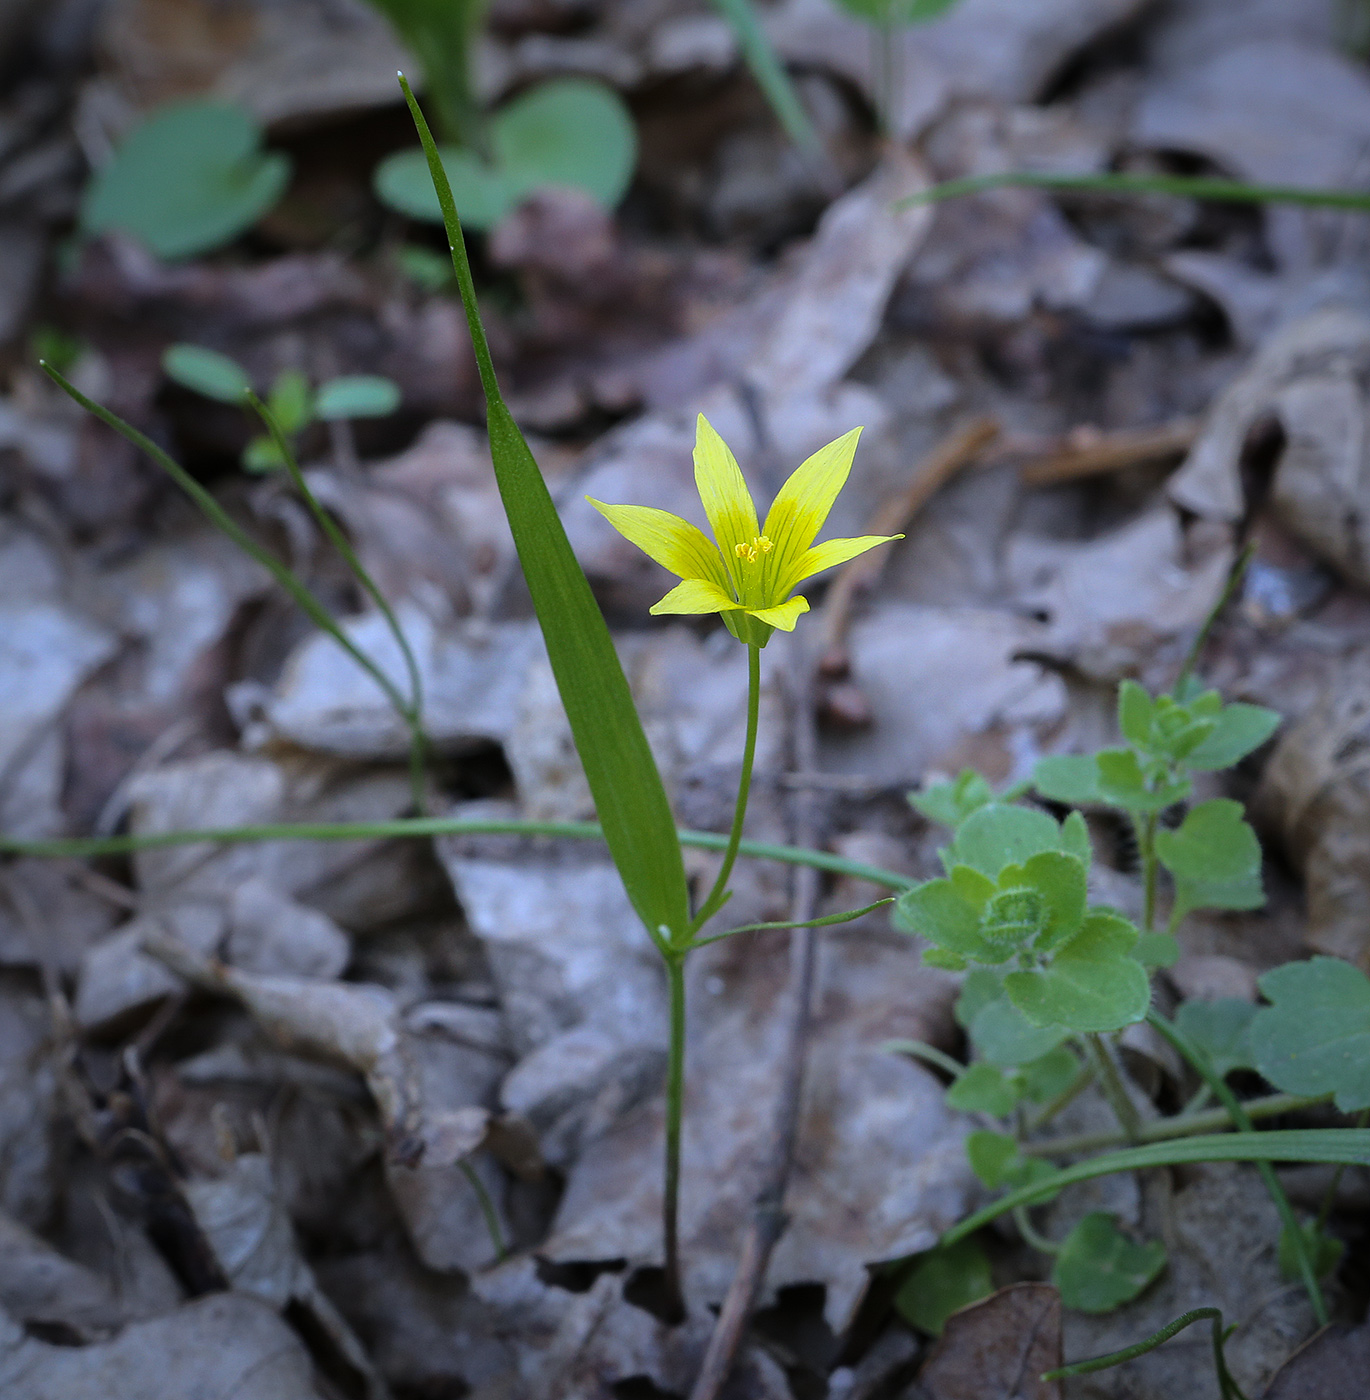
[
  {"left": 1250, "top": 957, "right": 1370, "bottom": 1112},
  {"left": 909, "top": 768, "right": 994, "bottom": 828},
  {"left": 1185, "top": 702, "right": 1281, "bottom": 771},
  {"left": 1051, "top": 1213, "right": 1166, "bottom": 1313},
  {"left": 315, "top": 375, "right": 402, "bottom": 420},
  {"left": 968, "top": 991, "right": 1068, "bottom": 1066},
  {"left": 492, "top": 78, "right": 636, "bottom": 210},
  {"left": 162, "top": 344, "right": 251, "bottom": 403},
  {"left": 82, "top": 100, "right": 291, "bottom": 261},
  {"left": 946, "top": 1063, "right": 1020, "bottom": 1117},
  {"left": 374, "top": 145, "right": 518, "bottom": 228},
  {"left": 1005, "top": 911, "right": 1149, "bottom": 1033},
  {"left": 948, "top": 804, "right": 1067, "bottom": 880},
  {"left": 1175, "top": 998, "right": 1257, "bottom": 1078},
  {"left": 1157, "top": 798, "right": 1264, "bottom": 923},
  {"left": 1033, "top": 754, "right": 1103, "bottom": 806},
  {"left": 894, "top": 1236, "right": 993, "bottom": 1336}
]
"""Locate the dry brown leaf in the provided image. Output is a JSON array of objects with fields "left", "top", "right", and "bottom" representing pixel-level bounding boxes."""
[
  {"left": 1262, "top": 1320, "right": 1370, "bottom": 1399},
  {"left": 914, "top": 1283, "right": 1062, "bottom": 1400}
]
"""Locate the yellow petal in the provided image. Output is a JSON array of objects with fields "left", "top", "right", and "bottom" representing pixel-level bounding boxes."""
[
  {"left": 781, "top": 533, "right": 901, "bottom": 594},
  {"left": 693, "top": 416, "right": 759, "bottom": 571},
  {"left": 760, "top": 428, "right": 863, "bottom": 585},
  {"left": 748, "top": 595, "right": 810, "bottom": 631},
  {"left": 587, "top": 499, "right": 731, "bottom": 591},
  {"left": 649, "top": 577, "right": 740, "bottom": 616}
]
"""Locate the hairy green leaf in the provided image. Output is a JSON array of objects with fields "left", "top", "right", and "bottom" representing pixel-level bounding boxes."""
[
  {"left": 1033, "top": 753, "right": 1102, "bottom": 805},
  {"left": 966, "top": 990, "right": 1069, "bottom": 1066},
  {"left": 1020, "top": 1044, "right": 1081, "bottom": 1102},
  {"left": 1185, "top": 702, "right": 1281, "bottom": 771},
  {"left": 1250, "top": 957, "right": 1370, "bottom": 1112},
  {"left": 82, "top": 101, "right": 290, "bottom": 260},
  {"left": 946, "top": 1063, "right": 1021, "bottom": 1116},
  {"left": 910, "top": 768, "right": 994, "bottom": 828},
  {"left": 1156, "top": 799, "right": 1263, "bottom": 922},
  {"left": 1095, "top": 748, "right": 1190, "bottom": 812},
  {"left": 946, "top": 803, "right": 1072, "bottom": 879},
  {"left": 966, "top": 1130, "right": 1061, "bottom": 1199},
  {"left": 1174, "top": 998, "right": 1257, "bottom": 1078},
  {"left": 1052, "top": 1213, "right": 1166, "bottom": 1313},
  {"left": 1005, "top": 911, "right": 1149, "bottom": 1033}
]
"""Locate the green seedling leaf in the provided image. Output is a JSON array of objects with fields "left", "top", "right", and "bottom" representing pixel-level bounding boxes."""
[
  {"left": 81, "top": 100, "right": 290, "bottom": 260},
  {"left": 1174, "top": 998, "right": 1257, "bottom": 1078},
  {"left": 1185, "top": 702, "right": 1281, "bottom": 771},
  {"left": 162, "top": 344, "right": 251, "bottom": 403},
  {"left": 1133, "top": 931, "right": 1180, "bottom": 969},
  {"left": 946, "top": 1063, "right": 1021, "bottom": 1116},
  {"left": 965, "top": 1130, "right": 1060, "bottom": 1199},
  {"left": 1117, "top": 679, "right": 1154, "bottom": 749},
  {"left": 315, "top": 375, "right": 402, "bottom": 420},
  {"left": 1250, "top": 957, "right": 1370, "bottom": 1111},
  {"left": 967, "top": 991, "right": 1069, "bottom": 1066},
  {"left": 946, "top": 803, "right": 1072, "bottom": 879},
  {"left": 400, "top": 76, "right": 690, "bottom": 948},
  {"left": 1020, "top": 1044, "right": 1080, "bottom": 1103},
  {"left": 396, "top": 243, "right": 456, "bottom": 291},
  {"left": 266, "top": 369, "right": 313, "bottom": 435},
  {"left": 894, "top": 876, "right": 986, "bottom": 964},
  {"left": 1005, "top": 911, "right": 1149, "bottom": 1033},
  {"left": 1094, "top": 748, "right": 1190, "bottom": 812},
  {"left": 706, "top": 0, "right": 819, "bottom": 150},
  {"left": 833, "top": 0, "right": 960, "bottom": 25},
  {"left": 893, "top": 1236, "right": 993, "bottom": 1336},
  {"left": 378, "top": 78, "right": 636, "bottom": 230},
  {"left": 1033, "top": 753, "right": 1103, "bottom": 805},
  {"left": 242, "top": 435, "right": 285, "bottom": 473},
  {"left": 1052, "top": 1213, "right": 1166, "bottom": 1313},
  {"left": 910, "top": 768, "right": 994, "bottom": 828},
  {"left": 955, "top": 968, "right": 1003, "bottom": 1030},
  {"left": 1156, "top": 799, "right": 1264, "bottom": 922},
  {"left": 365, "top": 0, "right": 487, "bottom": 146},
  {"left": 1277, "top": 1220, "right": 1343, "bottom": 1282}
]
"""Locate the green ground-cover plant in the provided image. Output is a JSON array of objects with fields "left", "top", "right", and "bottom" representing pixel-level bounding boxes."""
[
  {"left": 162, "top": 344, "right": 401, "bottom": 473},
  {"left": 80, "top": 100, "right": 291, "bottom": 260},
  {"left": 828, "top": 0, "right": 961, "bottom": 131}
]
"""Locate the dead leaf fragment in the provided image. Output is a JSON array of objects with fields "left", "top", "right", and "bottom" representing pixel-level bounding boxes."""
[
  {"left": 1263, "top": 1320, "right": 1370, "bottom": 1399},
  {"left": 914, "top": 1283, "right": 1062, "bottom": 1400}
]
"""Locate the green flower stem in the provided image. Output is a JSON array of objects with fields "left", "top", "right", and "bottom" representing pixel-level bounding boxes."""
[
  {"left": 1138, "top": 812, "right": 1159, "bottom": 934},
  {"left": 1013, "top": 1204, "right": 1060, "bottom": 1256},
  {"left": 1173, "top": 542, "right": 1256, "bottom": 699},
  {"left": 1043, "top": 1306, "right": 1248, "bottom": 1400},
  {"left": 0, "top": 818, "right": 918, "bottom": 890},
  {"left": 1146, "top": 1008, "right": 1327, "bottom": 1325},
  {"left": 247, "top": 391, "right": 428, "bottom": 814},
  {"left": 690, "top": 643, "right": 763, "bottom": 936},
  {"left": 1021, "top": 1090, "right": 1329, "bottom": 1158},
  {"left": 662, "top": 952, "right": 688, "bottom": 1322},
  {"left": 1086, "top": 1033, "right": 1142, "bottom": 1142},
  {"left": 458, "top": 1159, "right": 507, "bottom": 1262}
]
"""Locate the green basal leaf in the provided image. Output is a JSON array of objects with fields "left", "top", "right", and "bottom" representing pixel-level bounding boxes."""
[
  {"left": 315, "top": 375, "right": 402, "bottom": 420},
  {"left": 1033, "top": 753, "right": 1103, "bottom": 805},
  {"left": 81, "top": 100, "right": 291, "bottom": 260},
  {"left": 893, "top": 1236, "right": 993, "bottom": 1336},
  {"left": 1095, "top": 748, "right": 1191, "bottom": 812},
  {"left": 267, "top": 369, "right": 313, "bottom": 435},
  {"left": 162, "top": 344, "right": 251, "bottom": 403},
  {"left": 1185, "top": 702, "right": 1281, "bottom": 771},
  {"left": 966, "top": 1130, "right": 1060, "bottom": 1198},
  {"left": 968, "top": 991, "right": 1069, "bottom": 1066},
  {"left": 946, "top": 803, "right": 1072, "bottom": 879},
  {"left": 1250, "top": 957, "right": 1370, "bottom": 1112},
  {"left": 1005, "top": 911, "right": 1149, "bottom": 1033},
  {"left": 1278, "top": 1220, "right": 1343, "bottom": 1282},
  {"left": 401, "top": 76, "right": 691, "bottom": 948},
  {"left": 946, "top": 1063, "right": 1021, "bottom": 1116},
  {"left": 1117, "top": 680, "right": 1154, "bottom": 749},
  {"left": 1052, "top": 1213, "right": 1166, "bottom": 1313},
  {"left": 1133, "top": 931, "right": 1180, "bottom": 968},
  {"left": 377, "top": 78, "right": 636, "bottom": 231},
  {"left": 1174, "top": 998, "right": 1257, "bottom": 1078},
  {"left": 1156, "top": 798, "right": 1264, "bottom": 922},
  {"left": 1020, "top": 1044, "right": 1080, "bottom": 1103},
  {"left": 910, "top": 768, "right": 994, "bottom": 828}
]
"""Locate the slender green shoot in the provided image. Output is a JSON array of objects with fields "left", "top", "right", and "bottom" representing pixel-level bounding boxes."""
[
  {"left": 883, "top": 1039, "right": 965, "bottom": 1079},
  {"left": 689, "top": 897, "right": 893, "bottom": 949},
  {"left": 896, "top": 170, "right": 1370, "bottom": 213},
  {"left": 1043, "top": 1306, "right": 1247, "bottom": 1400},
  {"left": 1173, "top": 542, "right": 1256, "bottom": 699},
  {"left": 459, "top": 1159, "right": 508, "bottom": 1261},
  {"left": 709, "top": 0, "right": 820, "bottom": 153}
]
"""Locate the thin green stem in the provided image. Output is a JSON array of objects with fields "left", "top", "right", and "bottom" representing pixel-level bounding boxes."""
[
  {"left": 1137, "top": 812, "right": 1159, "bottom": 934},
  {"left": 1087, "top": 1033, "right": 1142, "bottom": 1142},
  {"left": 0, "top": 818, "right": 919, "bottom": 891},
  {"left": 1146, "top": 1008, "right": 1327, "bottom": 1325},
  {"left": 1174, "top": 542, "right": 1256, "bottom": 698},
  {"left": 662, "top": 953, "right": 688, "bottom": 1322},
  {"left": 1043, "top": 1306, "right": 1248, "bottom": 1400},
  {"left": 707, "top": 0, "right": 820, "bottom": 152},
  {"left": 1021, "top": 1091, "right": 1329, "bottom": 1158},
  {"left": 897, "top": 169, "right": 1370, "bottom": 213},
  {"left": 691, "top": 644, "right": 762, "bottom": 935},
  {"left": 1013, "top": 1204, "right": 1060, "bottom": 1256},
  {"left": 248, "top": 392, "right": 429, "bottom": 814},
  {"left": 459, "top": 1159, "right": 507, "bottom": 1261},
  {"left": 1315, "top": 1106, "right": 1368, "bottom": 1234},
  {"left": 1025, "top": 1061, "right": 1095, "bottom": 1135},
  {"left": 884, "top": 1039, "right": 966, "bottom": 1080}
]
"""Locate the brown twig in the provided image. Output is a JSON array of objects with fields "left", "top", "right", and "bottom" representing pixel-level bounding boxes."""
[
  {"left": 818, "top": 416, "right": 999, "bottom": 680},
  {"left": 688, "top": 650, "right": 823, "bottom": 1400},
  {"left": 1016, "top": 418, "right": 1198, "bottom": 487}
]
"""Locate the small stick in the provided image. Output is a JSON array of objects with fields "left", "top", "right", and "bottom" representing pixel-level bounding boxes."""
[
  {"left": 688, "top": 652, "right": 823, "bottom": 1400},
  {"left": 1017, "top": 418, "right": 1199, "bottom": 488},
  {"left": 818, "top": 415, "right": 999, "bottom": 678}
]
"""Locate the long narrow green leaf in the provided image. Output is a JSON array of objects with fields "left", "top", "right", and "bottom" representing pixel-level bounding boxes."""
[
  {"left": 0, "top": 818, "right": 918, "bottom": 890},
  {"left": 399, "top": 74, "right": 691, "bottom": 944},
  {"left": 708, "top": 0, "right": 819, "bottom": 152},
  {"left": 942, "top": 1130, "right": 1370, "bottom": 1245},
  {"left": 897, "top": 170, "right": 1370, "bottom": 212}
]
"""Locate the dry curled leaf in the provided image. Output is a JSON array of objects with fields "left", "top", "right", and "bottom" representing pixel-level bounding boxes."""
[{"left": 913, "top": 1282, "right": 1062, "bottom": 1400}]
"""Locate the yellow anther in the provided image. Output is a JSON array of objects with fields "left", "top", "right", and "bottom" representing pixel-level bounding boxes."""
[
  {"left": 735, "top": 542, "right": 750, "bottom": 558},
  {"left": 735, "top": 535, "right": 772, "bottom": 564},
  {"left": 757, "top": 535, "right": 773, "bottom": 553}
]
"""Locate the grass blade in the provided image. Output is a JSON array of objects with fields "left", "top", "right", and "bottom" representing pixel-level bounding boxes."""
[
  {"left": 399, "top": 73, "right": 691, "bottom": 945},
  {"left": 708, "top": 0, "right": 820, "bottom": 152}
]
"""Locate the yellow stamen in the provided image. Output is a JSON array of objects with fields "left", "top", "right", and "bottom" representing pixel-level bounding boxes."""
[{"left": 735, "top": 535, "right": 773, "bottom": 564}]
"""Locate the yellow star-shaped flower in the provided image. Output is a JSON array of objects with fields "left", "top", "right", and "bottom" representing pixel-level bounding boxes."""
[{"left": 589, "top": 415, "right": 901, "bottom": 647}]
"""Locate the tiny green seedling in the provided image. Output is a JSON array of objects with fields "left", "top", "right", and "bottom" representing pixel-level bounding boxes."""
[
  {"left": 81, "top": 100, "right": 291, "bottom": 261},
  {"left": 827, "top": 0, "right": 962, "bottom": 130},
  {"left": 162, "top": 344, "right": 401, "bottom": 473}
]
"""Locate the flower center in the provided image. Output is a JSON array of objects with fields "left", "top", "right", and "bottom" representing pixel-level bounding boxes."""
[{"left": 734, "top": 535, "right": 774, "bottom": 564}]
